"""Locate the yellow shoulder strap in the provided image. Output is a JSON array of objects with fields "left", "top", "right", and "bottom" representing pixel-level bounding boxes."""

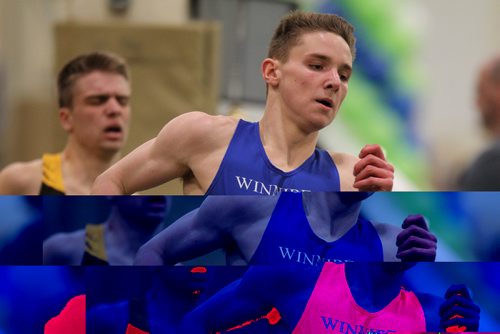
[
  {"left": 84, "top": 224, "right": 108, "bottom": 261},
  {"left": 41, "top": 153, "right": 65, "bottom": 193}
]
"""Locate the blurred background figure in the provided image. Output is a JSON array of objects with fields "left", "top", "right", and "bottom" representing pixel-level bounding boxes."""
[
  {"left": 43, "top": 196, "right": 170, "bottom": 265},
  {"left": 458, "top": 54, "right": 500, "bottom": 190}
]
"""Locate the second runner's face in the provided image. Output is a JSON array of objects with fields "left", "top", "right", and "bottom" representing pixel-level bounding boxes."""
[
  {"left": 115, "top": 196, "right": 168, "bottom": 227},
  {"left": 476, "top": 66, "right": 500, "bottom": 131},
  {"left": 68, "top": 71, "right": 131, "bottom": 154},
  {"left": 276, "top": 31, "right": 352, "bottom": 132}
]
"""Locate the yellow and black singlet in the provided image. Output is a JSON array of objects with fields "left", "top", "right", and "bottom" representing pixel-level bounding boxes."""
[
  {"left": 81, "top": 224, "right": 109, "bottom": 265},
  {"left": 39, "top": 153, "right": 65, "bottom": 195}
]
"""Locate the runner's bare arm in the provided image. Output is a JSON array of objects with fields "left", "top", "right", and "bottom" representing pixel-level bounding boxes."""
[
  {"left": 134, "top": 196, "right": 271, "bottom": 265},
  {"left": 92, "top": 112, "right": 227, "bottom": 194}
]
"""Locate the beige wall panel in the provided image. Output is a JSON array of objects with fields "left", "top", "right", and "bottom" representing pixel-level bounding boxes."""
[
  {"left": 5, "top": 99, "right": 64, "bottom": 163},
  {"left": 0, "top": 1, "right": 60, "bottom": 164}
]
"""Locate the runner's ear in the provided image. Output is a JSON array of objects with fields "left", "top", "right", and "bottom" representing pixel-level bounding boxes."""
[{"left": 262, "top": 58, "right": 280, "bottom": 87}]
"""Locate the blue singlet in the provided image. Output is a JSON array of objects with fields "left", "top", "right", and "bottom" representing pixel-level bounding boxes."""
[
  {"left": 206, "top": 120, "right": 341, "bottom": 195},
  {"left": 249, "top": 192, "right": 383, "bottom": 265}
]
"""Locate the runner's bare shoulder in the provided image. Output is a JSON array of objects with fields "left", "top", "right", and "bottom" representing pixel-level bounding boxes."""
[{"left": 0, "top": 159, "right": 43, "bottom": 194}]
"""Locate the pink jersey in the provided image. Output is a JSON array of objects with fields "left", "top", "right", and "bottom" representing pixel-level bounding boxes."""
[
  {"left": 44, "top": 294, "right": 86, "bottom": 334},
  {"left": 292, "top": 263, "right": 426, "bottom": 334}
]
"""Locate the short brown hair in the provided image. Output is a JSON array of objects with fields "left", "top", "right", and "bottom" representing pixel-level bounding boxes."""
[
  {"left": 57, "top": 51, "right": 130, "bottom": 108},
  {"left": 268, "top": 11, "right": 356, "bottom": 62}
]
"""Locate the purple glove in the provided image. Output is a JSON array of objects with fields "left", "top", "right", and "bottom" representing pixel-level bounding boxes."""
[
  {"left": 439, "top": 284, "right": 480, "bottom": 332},
  {"left": 396, "top": 214, "right": 437, "bottom": 261}
]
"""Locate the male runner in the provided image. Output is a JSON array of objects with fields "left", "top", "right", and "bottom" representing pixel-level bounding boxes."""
[
  {"left": 0, "top": 52, "right": 131, "bottom": 194},
  {"left": 459, "top": 54, "right": 500, "bottom": 190},
  {"left": 135, "top": 192, "right": 437, "bottom": 266},
  {"left": 43, "top": 196, "right": 168, "bottom": 265},
  {"left": 179, "top": 263, "right": 481, "bottom": 333},
  {"left": 92, "top": 11, "right": 394, "bottom": 195}
]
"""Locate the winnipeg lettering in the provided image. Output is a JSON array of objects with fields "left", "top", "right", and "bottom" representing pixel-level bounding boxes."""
[
  {"left": 321, "top": 317, "right": 396, "bottom": 334},
  {"left": 235, "top": 176, "right": 311, "bottom": 195},
  {"left": 279, "top": 246, "right": 353, "bottom": 266}
]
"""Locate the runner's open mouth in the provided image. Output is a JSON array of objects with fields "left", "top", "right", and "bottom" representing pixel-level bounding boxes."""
[
  {"left": 104, "top": 125, "right": 122, "bottom": 133},
  {"left": 316, "top": 99, "right": 332, "bottom": 108}
]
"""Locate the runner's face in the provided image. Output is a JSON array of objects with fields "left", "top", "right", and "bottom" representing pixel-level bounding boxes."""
[
  {"left": 66, "top": 71, "right": 131, "bottom": 154},
  {"left": 274, "top": 31, "right": 352, "bottom": 132},
  {"left": 115, "top": 196, "right": 168, "bottom": 227},
  {"left": 477, "top": 67, "right": 500, "bottom": 131}
]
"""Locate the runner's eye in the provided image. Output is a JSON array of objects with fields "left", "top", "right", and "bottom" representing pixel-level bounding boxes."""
[
  {"left": 309, "top": 64, "right": 324, "bottom": 71},
  {"left": 87, "top": 96, "right": 109, "bottom": 105},
  {"left": 116, "top": 96, "right": 129, "bottom": 107}
]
